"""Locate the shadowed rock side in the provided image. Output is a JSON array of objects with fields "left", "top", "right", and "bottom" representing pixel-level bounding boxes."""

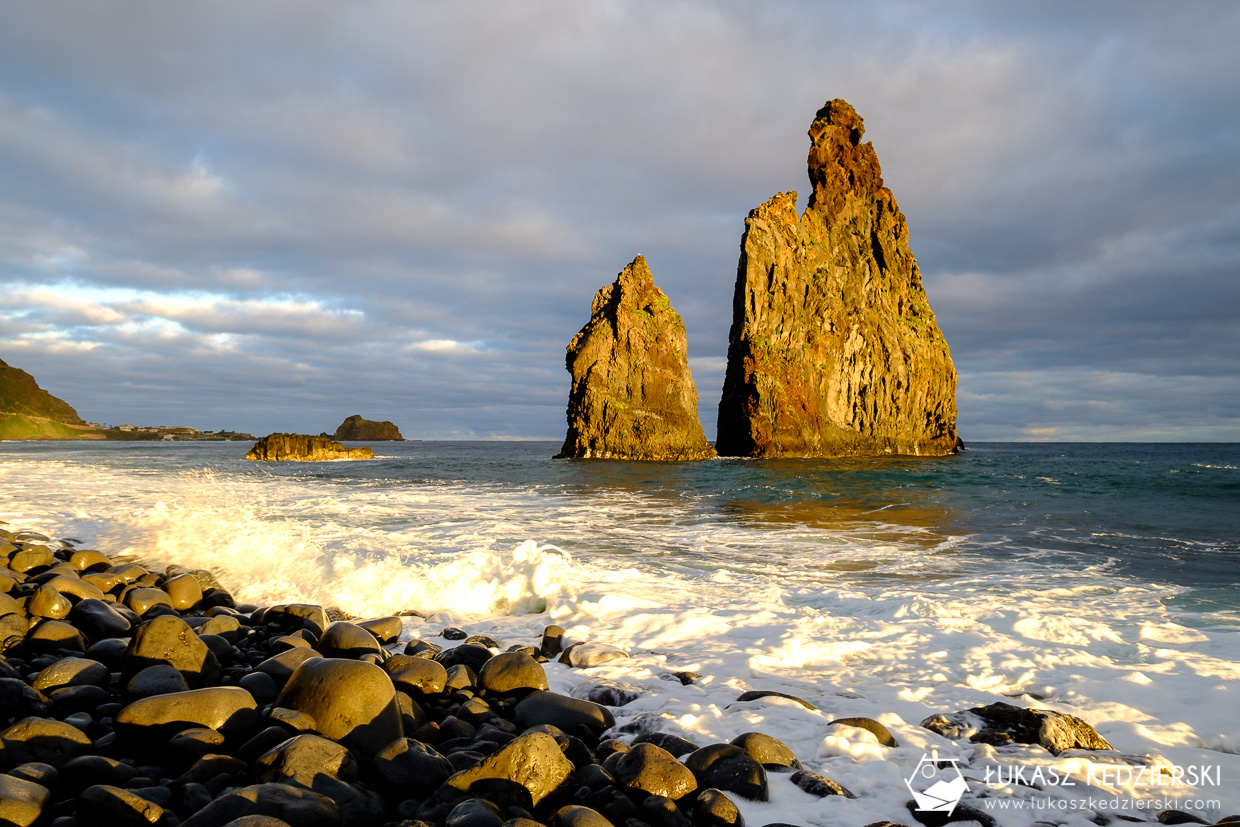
[
  {"left": 246, "top": 433, "right": 374, "bottom": 461},
  {"left": 716, "top": 99, "right": 958, "bottom": 457},
  {"left": 557, "top": 256, "right": 716, "bottom": 461},
  {"left": 333, "top": 415, "right": 404, "bottom": 441}
]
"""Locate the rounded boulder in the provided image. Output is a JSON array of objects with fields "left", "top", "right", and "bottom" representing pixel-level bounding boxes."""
[
  {"left": 383, "top": 655, "right": 448, "bottom": 697},
  {"left": 612, "top": 742, "right": 697, "bottom": 802},
  {"left": 478, "top": 651, "right": 548, "bottom": 696},
  {"left": 274, "top": 657, "right": 402, "bottom": 762}
]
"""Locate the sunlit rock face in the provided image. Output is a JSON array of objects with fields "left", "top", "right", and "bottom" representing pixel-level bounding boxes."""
[
  {"left": 717, "top": 99, "right": 958, "bottom": 458},
  {"left": 246, "top": 433, "right": 374, "bottom": 461},
  {"left": 557, "top": 256, "right": 715, "bottom": 461}
]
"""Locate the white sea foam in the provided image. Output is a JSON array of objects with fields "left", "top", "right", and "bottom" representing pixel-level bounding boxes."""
[{"left": 2, "top": 452, "right": 1238, "bottom": 825}]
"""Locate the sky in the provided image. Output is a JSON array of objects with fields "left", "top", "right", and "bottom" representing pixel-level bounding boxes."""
[{"left": 1, "top": 1, "right": 1238, "bottom": 442}]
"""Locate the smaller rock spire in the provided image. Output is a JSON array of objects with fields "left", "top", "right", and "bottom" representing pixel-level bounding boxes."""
[{"left": 556, "top": 256, "right": 715, "bottom": 460}]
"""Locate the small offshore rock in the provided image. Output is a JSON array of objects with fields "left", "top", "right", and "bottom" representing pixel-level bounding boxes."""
[
  {"left": 246, "top": 433, "right": 374, "bottom": 462},
  {"left": 333, "top": 414, "right": 403, "bottom": 441}
]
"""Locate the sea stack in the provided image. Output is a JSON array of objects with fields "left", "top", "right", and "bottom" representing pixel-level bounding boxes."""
[
  {"left": 557, "top": 256, "right": 716, "bottom": 460},
  {"left": 716, "top": 99, "right": 958, "bottom": 457}
]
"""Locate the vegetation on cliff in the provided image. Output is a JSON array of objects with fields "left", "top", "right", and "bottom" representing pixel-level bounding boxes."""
[{"left": 0, "top": 358, "right": 85, "bottom": 425}]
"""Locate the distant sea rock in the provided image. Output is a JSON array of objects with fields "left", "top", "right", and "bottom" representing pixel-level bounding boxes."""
[
  {"left": 716, "top": 99, "right": 959, "bottom": 458},
  {"left": 556, "top": 255, "right": 715, "bottom": 461},
  {"left": 0, "top": 357, "right": 85, "bottom": 425},
  {"left": 245, "top": 433, "right": 375, "bottom": 461},
  {"left": 333, "top": 415, "right": 404, "bottom": 441}
]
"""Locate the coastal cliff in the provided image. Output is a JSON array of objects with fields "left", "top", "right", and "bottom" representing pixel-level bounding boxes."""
[
  {"left": 333, "top": 415, "right": 404, "bottom": 441},
  {"left": 246, "top": 433, "right": 375, "bottom": 461},
  {"left": 557, "top": 256, "right": 715, "bottom": 461},
  {"left": 716, "top": 100, "right": 958, "bottom": 457},
  {"left": 0, "top": 358, "right": 88, "bottom": 438}
]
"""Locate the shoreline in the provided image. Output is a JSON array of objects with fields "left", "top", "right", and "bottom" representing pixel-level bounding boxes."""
[{"left": 3, "top": 519, "right": 1238, "bottom": 827}]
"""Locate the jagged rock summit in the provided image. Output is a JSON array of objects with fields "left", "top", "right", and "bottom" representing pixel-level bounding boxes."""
[
  {"left": 333, "top": 414, "right": 403, "bottom": 441},
  {"left": 246, "top": 433, "right": 374, "bottom": 461},
  {"left": 716, "top": 99, "right": 958, "bottom": 457},
  {"left": 557, "top": 256, "right": 716, "bottom": 461}
]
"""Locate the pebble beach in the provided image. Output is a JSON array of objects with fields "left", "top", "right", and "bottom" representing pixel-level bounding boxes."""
[{"left": 3, "top": 515, "right": 1238, "bottom": 827}]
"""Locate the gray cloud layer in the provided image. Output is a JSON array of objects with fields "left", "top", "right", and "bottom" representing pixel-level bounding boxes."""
[{"left": 2, "top": 1, "right": 1237, "bottom": 440}]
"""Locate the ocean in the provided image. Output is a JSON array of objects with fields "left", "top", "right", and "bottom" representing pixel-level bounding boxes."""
[{"left": 2, "top": 440, "right": 1238, "bottom": 825}]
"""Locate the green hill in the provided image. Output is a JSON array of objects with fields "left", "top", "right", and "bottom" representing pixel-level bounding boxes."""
[{"left": 0, "top": 358, "right": 85, "bottom": 424}]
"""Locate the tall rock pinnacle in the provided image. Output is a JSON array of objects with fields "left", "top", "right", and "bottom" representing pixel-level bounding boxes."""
[
  {"left": 716, "top": 99, "right": 958, "bottom": 457},
  {"left": 557, "top": 256, "right": 716, "bottom": 460}
]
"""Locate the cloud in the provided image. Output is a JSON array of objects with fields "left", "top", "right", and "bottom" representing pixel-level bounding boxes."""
[{"left": 0, "top": 1, "right": 1237, "bottom": 440}]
